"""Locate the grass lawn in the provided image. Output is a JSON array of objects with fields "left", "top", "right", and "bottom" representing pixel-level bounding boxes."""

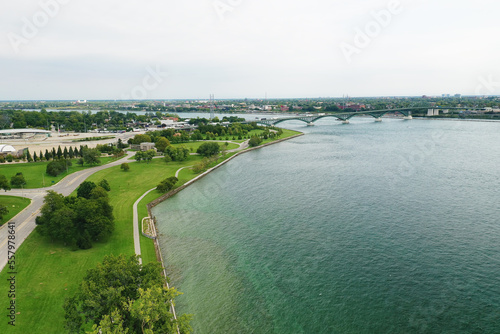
[
  {"left": 0, "top": 129, "right": 302, "bottom": 333},
  {"left": 0, "top": 156, "right": 204, "bottom": 334},
  {"left": 170, "top": 141, "right": 239, "bottom": 151},
  {"left": 0, "top": 196, "right": 31, "bottom": 225},
  {"left": 0, "top": 156, "right": 118, "bottom": 189}
]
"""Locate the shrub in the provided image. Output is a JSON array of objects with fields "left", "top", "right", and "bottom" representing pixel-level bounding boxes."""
[
  {"left": 10, "top": 172, "right": 27, "bottom": 188},
  {"left": 46, "top": 160, "right": 72, "bottom": 177},
  {"left": 248, "top": 136, "right": 263, "bottom": 147},
  {"left": 120, "top": 163, "right": 130, "bottom": 171},
  {"left": 156, "top": 176, "right": 178, "bottom": 193},
  {"left": 197, "top": 142, "right": 220, "bottom": 157}
]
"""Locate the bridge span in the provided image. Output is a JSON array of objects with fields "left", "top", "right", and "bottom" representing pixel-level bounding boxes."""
[{"left": 253, "top": 107, "right": 483, "bottom": 126}]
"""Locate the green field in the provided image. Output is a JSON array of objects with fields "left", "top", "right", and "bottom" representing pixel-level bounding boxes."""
[
  {"left": 0, "top": 156, "right": 205, "bottom": 333},
  {"left": 0, "top": 129, "right": 302, "bottom": 333},
  {"left": 170, "top": 141, "right": 240, "bottom": 151},
  {"left": 0, "top": 157, "right": 118, "bottom": 189},
  {"left": 0, "top": 196, "right": 31, "bottom": 225}
]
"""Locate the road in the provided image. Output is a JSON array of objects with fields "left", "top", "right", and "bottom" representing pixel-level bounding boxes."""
[{"left": 0, "top": 151, "right": 134, "bottom": 271}]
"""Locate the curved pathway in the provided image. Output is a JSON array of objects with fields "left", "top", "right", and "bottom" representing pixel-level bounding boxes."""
[
  {"left": 0, "top": 151, "right": 135, "bottom": 271},
  {"left": 131, "top": 166, "right": 188, "bottom": 265},
  {"left": 132, "top": 187, "right": 156, "bottom": 265}
]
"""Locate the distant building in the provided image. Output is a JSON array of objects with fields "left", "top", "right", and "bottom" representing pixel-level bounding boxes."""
[
  {"left": 140, "top": 142, "right": 156, "bottom": 151},
  {"left": 0, "top": 144, "right": 17, "bottom": 156}
]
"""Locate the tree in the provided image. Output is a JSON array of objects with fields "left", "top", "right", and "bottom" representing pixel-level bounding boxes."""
[
  {"left": 98, "top": 179, "right": 111, "bottom": 191},
  {"left": 144, "top": 149, "right": 156, "bottom": 163},
  {"left": 0, "top": 205, "right": 8, "bottom": 222},
  {"left": 77, "top": 181, "right": 97, "bottom": 199},
  {"left": 134, "top": 151, "right": 145, "bottom": 162},
  {"left": 82, "top": 148, "right": 101, "bottom": 165},
  {"left": 0, "top": 175, "right": 11, "bottom": 191},
  {"left": 69, "top": 146, "right": 75, "bottom": 159},
  {"left": 36, "top": 190, "right": 115, "bottom": 249},
  {"left": 10, "top": 172, "right": 26, "bottom": 188},
  {"left": 46, "top": 160, "right": 72, "bottom": 177},
  {"left": 157, "top": 176, "right": 178, "bottom": 193},
  {"left": 197, "top": 142, "right": 220, "bottom": 157},
  {"left": 155, "top": 137, "right": 170, "bottom": 152},
  {"left": 63, "top": 147, "right": 69, "bottom": 159},
  {"left": 132, "top": 134, "right": 152, "bottom": 144},
  {"left": 165, "top": 146, "right": 189, "bottom": 162},
  {"left": 33, "top": 151, "right": 38, "bottom": 162},
  {"left": 128, "top": 286, "right": 190, "bottom": 334},
  {"left": 57, "top": 146, "right": 63, "bottom": 159},
  {"left": 63, "top": 255, "right": 191, "bottom": 334},
  {"left": 35, "top": 191, "right": 67, "bottom": 240},
  {"left": 87, "top": 310, "right": 129, "bottom": 334},
  {"left": 120, "top": 163, "right": 130, "bottom": 171},
  {"left": 248, "top": 136, "right": 263, "bottom": 147},
  {"left": 45, "top": 149, "right": 51, "bottom": 161},
  {"left": 26, "top": 149, "right": 33, "bottom": 162}
]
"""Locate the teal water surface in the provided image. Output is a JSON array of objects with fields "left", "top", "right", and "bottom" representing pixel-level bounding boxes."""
[{"left": 153, "top": 118, "right": 500, "bottom": 333}]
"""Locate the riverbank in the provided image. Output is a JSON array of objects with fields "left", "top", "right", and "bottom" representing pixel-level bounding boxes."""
[{"left": 0, "top": 128, "right": 302, "bottom": 333}]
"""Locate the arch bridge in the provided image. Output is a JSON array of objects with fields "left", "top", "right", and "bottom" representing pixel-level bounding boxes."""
[{"left": 253, "top": 107, "right": 483, "bottom": 126}]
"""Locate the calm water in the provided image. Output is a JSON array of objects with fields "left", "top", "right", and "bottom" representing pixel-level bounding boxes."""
[{"left": 153, "top": 118, "right": 500, "bottom": 333}]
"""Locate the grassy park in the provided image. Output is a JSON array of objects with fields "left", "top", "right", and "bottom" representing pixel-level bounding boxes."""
[
  {"left": 0, "top": 131, "right": 302, "bottom": 333},
  {"left": 0, "top": 156, "right": 118, "bottom": 189},
  {"left": 0, "top": 196, "right": 31, "bottom": 225},
  {"left": 170, "top": 141, "right": 239, "bottom": 152}
]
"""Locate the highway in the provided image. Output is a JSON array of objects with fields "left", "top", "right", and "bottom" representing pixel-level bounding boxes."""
[{"left": 0, "top": 151, "right": 134, "bottom": 271}]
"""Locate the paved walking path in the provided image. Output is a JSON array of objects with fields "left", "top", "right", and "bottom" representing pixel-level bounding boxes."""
[
  {"left": 132, "top": 187, "right": 156, "bottom": 265},
  {"left": 131, "top": 166, "right": 188, "bottom": 264}
]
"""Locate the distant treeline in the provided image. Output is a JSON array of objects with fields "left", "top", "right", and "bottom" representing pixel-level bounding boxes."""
[{"left": 0, "top": 109, "right": 178, "bottom": 132}]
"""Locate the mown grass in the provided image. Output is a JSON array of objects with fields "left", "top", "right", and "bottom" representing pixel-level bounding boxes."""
[
  {"left": 0, "top": 156, "right": 204, "bottom": 334},
  {"left": 0, "top": 196, "right": 31, "bottom": 225},
  {"left": 171, "top": 141, "right": 239, "bottom": 152},
  {"left": 0, "top": 157, "right": 117, "bottom": 189},
  {"left": 0, "top": 129, "right": 302, "bottom": 333}
]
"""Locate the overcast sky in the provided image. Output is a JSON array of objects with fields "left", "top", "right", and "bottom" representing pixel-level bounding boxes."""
[{"left": 1, "top": 0, "right": 499, "bottom": 100}]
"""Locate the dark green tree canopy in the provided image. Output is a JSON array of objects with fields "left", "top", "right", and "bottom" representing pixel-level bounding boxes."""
[
  {"left": 77, "top": 181, "right": 97, "bottom": 199},
  {"left": 197, "top": 142, "right": 220, "bottom": 157},
  {"left": 64, "top": 254, "right": 191, "bottom": 334},
  {"left": 35, "top": 190, "right": 114, "bottom": 249},
  {"left": 0, "top": 174, "right": 11, "bottom": 191},
  {"left": 157, "top": 176, "right": 178, "bottom": 193},
  {"left": 10, "top": 172, "right": 27, "bottom": 188}
]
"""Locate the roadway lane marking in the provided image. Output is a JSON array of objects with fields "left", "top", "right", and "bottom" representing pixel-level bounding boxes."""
[{"left": 0, "top": 208, "right": 41, "bottom": 249}]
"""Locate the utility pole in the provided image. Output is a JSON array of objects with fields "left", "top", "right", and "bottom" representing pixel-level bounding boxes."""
[{"left": 210, "top": 94, "right": 215, "bottom": 120}]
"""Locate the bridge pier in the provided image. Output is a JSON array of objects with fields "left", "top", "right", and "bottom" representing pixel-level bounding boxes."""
[
  {"left": 374, "top": 117, "right": 382, "bottom": 122},
  {"left": 403, "top": 115, "right": 413, "bottom": 120},
  {"left": 307, "top": 122, "right": 314, "bottom": 126},
  {"left": 342, "top": 120, "right": 350, "bottom": 124}
]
